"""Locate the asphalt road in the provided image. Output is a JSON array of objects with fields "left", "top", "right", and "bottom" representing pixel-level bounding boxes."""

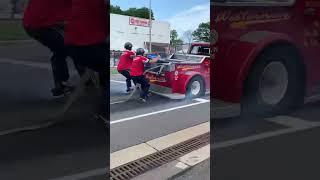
[
  {"left": 0, "top": 43, "right": 108, "bottom": 180},
  {"left": 212, "top": 100, "right": 320, "bottom": 180},
  {"left": 110, "top": 74, "right": 210, "bottom": 153}
]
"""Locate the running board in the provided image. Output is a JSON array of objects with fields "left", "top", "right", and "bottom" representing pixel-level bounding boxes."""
[{"left": 150, "top": 90, "right": 185, "bottom": 99}]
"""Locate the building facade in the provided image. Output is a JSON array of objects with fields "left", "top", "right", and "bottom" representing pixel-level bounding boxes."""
[{"left": 110, "top": 13, "right": 170, "bottom": 53}]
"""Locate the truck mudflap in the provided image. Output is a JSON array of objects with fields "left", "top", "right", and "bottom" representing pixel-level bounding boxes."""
[{"left": 149, "top": 84, "right": 186, "bottom": 99}]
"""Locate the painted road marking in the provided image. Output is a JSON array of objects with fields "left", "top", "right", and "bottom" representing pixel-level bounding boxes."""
[
  {"left": 194, "top": 98, "right": 210, "bottom": 103},
  {"left": 110, "top": 100, "right": 127, "bottom": 105},
  {"left": 111, "top": 100, "right": 210, "bottom": 125},
  {"left": 265, "top": 116, "right": 317, "bottom": 128},
  {"left": 110, "top": 80, "right": 126, "bottom": 84},
  {"left": 49, "top": 168, "right": 107, "bottom": 180},
  {"left": 0, "top": 58, "right": 50, "bottom": 69},
  {"left": 214, "top": 116, "right": 320, "bottom": 150},
  {"left": 0, "top": 58, "right": 78, "bottom": 75}
]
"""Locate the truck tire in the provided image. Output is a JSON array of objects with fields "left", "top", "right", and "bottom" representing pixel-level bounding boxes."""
[
  {"left": 186, "top": 76, "right": 205, "bottom": 99},
  {"left": 241, "top": 44, "right": 305, "bottom": 117}
]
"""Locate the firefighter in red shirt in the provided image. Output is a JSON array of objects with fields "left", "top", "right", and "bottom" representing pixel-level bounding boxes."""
[
  {"left": 64, "top": 0, "right": 108, "bottom": 119},
  {"left": 23, "top": 0, "right": 81, "bottom": 97},
  {"left": 117, "top": 42, "right": 136, "bottom": 92},
  {"left": 130, "top": 48, "right": 160, "bottom": 102}
]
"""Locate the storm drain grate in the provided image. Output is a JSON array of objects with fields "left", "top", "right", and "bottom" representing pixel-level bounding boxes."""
[{"left": 110, "top": 132, "right": 210, "bottom": 180}]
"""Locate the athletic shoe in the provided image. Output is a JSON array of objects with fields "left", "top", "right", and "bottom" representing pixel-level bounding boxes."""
[
  {"left": 51, "top": 83, "right": 74, "bottom": 97},
  {"left": 139, "top": 98, "right": 147, "bottom": 103}
]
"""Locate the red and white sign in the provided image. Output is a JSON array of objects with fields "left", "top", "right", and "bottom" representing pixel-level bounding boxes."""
[{"left": 129, "top": 17, "right": 150, "bottom": 27}]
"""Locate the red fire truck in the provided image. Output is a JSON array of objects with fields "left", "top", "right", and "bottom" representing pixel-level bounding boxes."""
[
  {"left": 145, "top": 43, "right": 211, "bottom": 99},
  {"left": 212, "top": 0, "right": 320, "bottom": 117}
]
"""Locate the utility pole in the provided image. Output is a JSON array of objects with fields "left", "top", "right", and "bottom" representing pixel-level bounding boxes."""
[{"left": 149, "top": 0, "right": 152, "bottom": 53}]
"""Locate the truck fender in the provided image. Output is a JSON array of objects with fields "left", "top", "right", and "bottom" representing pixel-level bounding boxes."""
[{"left": 230, "top": 31, "right": 296, "bottom": 94}]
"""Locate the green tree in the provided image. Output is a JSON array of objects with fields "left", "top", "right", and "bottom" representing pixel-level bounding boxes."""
[
  {"left": 192, "top": 22, "right": 210, "bottom": 42},
  {"left": 170, "top": 30, "right": 183, "bottom": 51},
  {"left": 110, "top": 5, "right": 123, "bottom": 14},
  {"left": 110, "top": 5, "right": 154, "bottom": 19}
]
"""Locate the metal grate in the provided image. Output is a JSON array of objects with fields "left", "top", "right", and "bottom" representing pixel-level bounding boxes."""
[{"left": 110, "top": 132, "right": 210, "bottom": 180}]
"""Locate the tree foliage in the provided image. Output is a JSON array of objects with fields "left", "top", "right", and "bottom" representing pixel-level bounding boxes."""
[
  {"left": 170, "top": 30, "right": 183, "bottom": 46},
  {"left": 192, "top": 22, "right": 210, "bottom": 42},
  {"left": 110, "top": 5, "right": 154, "bottom": 19}
]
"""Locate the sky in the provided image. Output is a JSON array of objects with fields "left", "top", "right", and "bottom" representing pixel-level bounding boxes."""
[{"left": 110, "top": 0, "right": 210, "bottom": 39}]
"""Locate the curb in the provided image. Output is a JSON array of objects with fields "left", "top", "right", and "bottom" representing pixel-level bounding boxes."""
[
  {"left": 133, "top": 145, "right": 210, "bottom": 180},
  {"left": 167, "top": 158, "right": 210, "bottom": 180},
  {"left": 110, "top": 121, "right": 210, "bottom": 179}
]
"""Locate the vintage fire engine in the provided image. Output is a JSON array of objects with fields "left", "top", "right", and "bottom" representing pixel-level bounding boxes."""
[
  {"left": 144, "top": 43, "right": 211, "bottom": 99},
  {"left": 212, "top": 0, "right": 320, "bottom": 117}
]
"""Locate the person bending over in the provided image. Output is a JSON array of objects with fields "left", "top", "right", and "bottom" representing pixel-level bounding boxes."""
[
  {"left": 117, "top": 42, "right": 135, "bottom": 92},
  {"left": 23, "top": 0, "right": 82, "bottom": 97},
  {"left": 130, "top": 48, "right": 160, "bottom": 102}
]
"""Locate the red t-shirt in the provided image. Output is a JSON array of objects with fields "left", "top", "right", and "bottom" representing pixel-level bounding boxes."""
[
  {"left": 64, "top": 0, "right": 108, "bottom": 45},
  {"left": 130, "top": 56, "right": 150, "bottom": 76},
  {"left": 23, "top": 0, "right": 70, "bottom": 28},
  {"left": 117, "top": 50, "right": 135, "bottom": 71}
]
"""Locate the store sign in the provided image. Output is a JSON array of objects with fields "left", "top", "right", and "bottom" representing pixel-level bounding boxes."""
[{"left": 129, "top": 17, "right": 150, "bottom": 27}]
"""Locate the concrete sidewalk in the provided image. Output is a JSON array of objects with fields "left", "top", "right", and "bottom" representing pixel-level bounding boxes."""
[{"left": 170, "top": 159, "right": 210, "bottom": 180}]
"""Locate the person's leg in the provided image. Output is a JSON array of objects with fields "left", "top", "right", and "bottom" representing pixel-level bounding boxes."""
[
  {"left": 140, "top": 76, "right": 150, "bottom": 99},
  {"left": 119, "top": 70, "right": 132, "bottom": 91},
  {"left": 67, "top": 43, "right": 108, "bottom": 118},
  {"left": 24, "top": 26, "right": 72, "bottom": 96}
]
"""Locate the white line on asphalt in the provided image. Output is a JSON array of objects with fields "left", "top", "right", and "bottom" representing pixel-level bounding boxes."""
[
  {"left": 110, "top": 100, "right": 127, "bottom": 105},
  {"left": 265, "top": 116, "right": 317, "bottom": 128},
  {"left": 0, "top": 58, "right": 50, "bottom": 69},
  {"left": 110, "top": 80, "right": 126, "bottom": 84},
  {"left": 49, "top": 167, "right": 107, "bottom": 180},
  {"left": 194, "top": 98, "right": 210, "bottom": 103},
  {"left": 213, "top": 121, "right": 320, "bottom": 150},
  {"left": 111, "top": 100, "right": 210, "bottom": 125}
]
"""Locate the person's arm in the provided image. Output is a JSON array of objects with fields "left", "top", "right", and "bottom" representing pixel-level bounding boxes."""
[
  {"left": 148, "top": 55, "right": 161, "bottom": 64},
  {"left": 129, "top": 55, "right": 135, "bottom": 59}
]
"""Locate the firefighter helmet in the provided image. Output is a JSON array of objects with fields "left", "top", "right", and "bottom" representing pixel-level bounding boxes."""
[
  {"left": 136, "top": 48, "right": 145, "bottom": 56},
  {"left": 124, "top": 42, "right": 133, "bottom": 50}
]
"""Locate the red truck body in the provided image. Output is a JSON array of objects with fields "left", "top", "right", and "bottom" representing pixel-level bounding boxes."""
[
  {"left": 212, "top": 0, "right": 320, "bottom": 106},
  {"left": 145, "top": 43, "right": 211, "bottom": 99}
]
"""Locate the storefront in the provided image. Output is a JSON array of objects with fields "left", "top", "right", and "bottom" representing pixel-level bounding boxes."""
[{"left": 110, "top": 13, "right": 170, "bottom": 53}]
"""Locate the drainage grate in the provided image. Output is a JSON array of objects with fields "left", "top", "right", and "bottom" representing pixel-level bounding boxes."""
[{"left": 110, "top": 132, "right": 210, "bottom": 180}]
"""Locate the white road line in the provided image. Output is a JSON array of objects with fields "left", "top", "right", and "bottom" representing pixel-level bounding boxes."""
[
  {"left": 110, "top": 100, "right": 127, "bottom": 105},
  {"left": 265, "top": 116, "right": 317, "bottom": 128},
  {"left": 110, "top": 80, "right": 126, "bottom": 84},
  {"left": 214, "top": 121, "right": 320, "bottom": 150},
  {"left": 49, "top": 167, "right": 107, "bottom": 180},
  {"left": 0, "top": 58, "right": 50, "bottom": 69},
  {"left": 194, "top": 98, "right": 210, "bottom": 103},
  {"left": 111, "top": 100, "right": 209, "bottom": 125}
]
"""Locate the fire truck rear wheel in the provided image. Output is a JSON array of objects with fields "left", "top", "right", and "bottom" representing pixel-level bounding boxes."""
[
  {"left": 242, "top": 44, "right": 305, "bottom": 117},
  {"left": 186, "top": 76, "right": 205, "bottom": 99}
]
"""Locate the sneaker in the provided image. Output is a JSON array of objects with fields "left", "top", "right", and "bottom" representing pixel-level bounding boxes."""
[
  {"left": 126, "top": 88, "right": 134, "bottom": 93},
  {"left": 51, "top": 83, "right": 74, "bottom": 97},
  {"left": 139, "top": 98, "right": 147, "bottom": 103}
]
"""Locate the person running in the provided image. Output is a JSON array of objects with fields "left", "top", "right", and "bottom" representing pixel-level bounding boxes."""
[
  {"left": 117, "top": 42, "right": 135, "bottom": 92},
  {"left": 130, "top": 48, "right": 160, "bottom": 102},
  {"left": 23, "top": 0, "right": 81, "bottom": 97},
  {"left": 64, "top": 0, "right": 108, "bottom": 119}
]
